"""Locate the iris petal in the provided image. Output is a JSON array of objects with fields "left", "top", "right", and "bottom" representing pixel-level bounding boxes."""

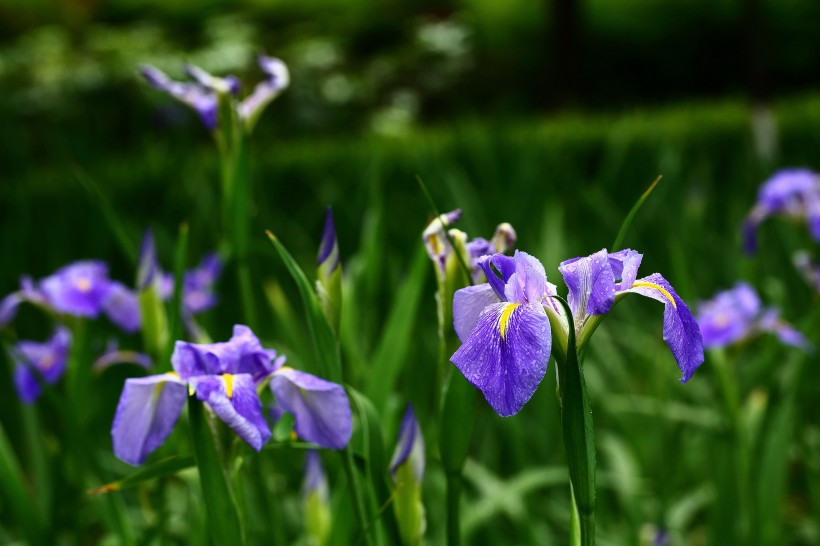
[
  {"left": 453, "top": 284, "right": 501, "bottom": 342},
  {"left": 270, "top": 368, "right": 352, "bottom": 449},
  {"left": 451, "top": 301, "right": 551, "bottom": 416},
  {"left": 111, "top": 374, "right": 187, "bottom": 465},
  {"left": 558, "top": 249, "right": 616, "bottom": 321},
  {"left": 190, "top": 374, "right": 271, "bottom": 451},
  {"left": 625, "top": 273, "right": 704, "bottom": 382}
]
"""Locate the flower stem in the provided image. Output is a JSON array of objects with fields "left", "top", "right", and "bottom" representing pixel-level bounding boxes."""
[
  {"left": 446, "top": 472, "right": 463, "bottom": 546},
  {"left": 341, "top": 447, "right": 374, "bottom": 546}
]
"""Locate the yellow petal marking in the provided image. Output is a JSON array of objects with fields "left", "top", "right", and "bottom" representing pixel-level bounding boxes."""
[
  {"left": 223, "top": 373, "right": 234, "bottom": 399},
  {"left": 76, "top": 277, "right": 92, "bottom": 293},
  {"left": 498, "top": 303, "right": 520, "bottom": 339},
  {"left": 632, "top": 281, "right": 677, "bottom": 308}
]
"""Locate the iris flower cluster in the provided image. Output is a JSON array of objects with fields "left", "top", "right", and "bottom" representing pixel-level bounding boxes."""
[
  {"left": 111, "top": 325, "right": 352, "bottom": 465},
  {"left": 696, "top": 282, "right": 809, "bottom": 350},
  {"left": 451, "top": 248, "right": 704, "bottom": 416},
  {"left": 743, "top": 168, "right": 820, "bottom": 254},
  {"left": 141, "top": 55, "right": 289, "bottom": 132}
]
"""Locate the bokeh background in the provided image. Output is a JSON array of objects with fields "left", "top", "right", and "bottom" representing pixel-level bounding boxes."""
[{"left": 2, "top": 0, "right": 820, "bottom": 544}]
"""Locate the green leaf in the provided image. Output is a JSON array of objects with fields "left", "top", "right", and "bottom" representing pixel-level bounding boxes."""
[
  {"left": 439, "top": 370, "right": 476, "bottom": 476},
  {"left": 164, "top": 222, "right": 189, "bottom": 365},
  {"left": 72, "top": 166, "right": 137, "bottom": 265},
  {"left": 610, "top": 175, "right": 662, "bottom": 251},
  {"left": 0, "top": 420, "right": 47, "bottom": 546},
  {"left": 188, "top": 398, "right": 245, "bottom": 545},
  {"left": 365, "top": 245, "right": 429, "bottom": 411},
  {"left": 552, "top": 296, "right": 596, "bottom": 546},
  {"left": 266, "top": 231, "right": 341, "bottom": 383},
  {"left": 88, "top": 454, "right": 196, "bottom": 495}
]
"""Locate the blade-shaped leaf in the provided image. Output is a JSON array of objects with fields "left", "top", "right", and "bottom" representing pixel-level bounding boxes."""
[{"left": 88, "top": 454, "right": 195, "bottom": 495}]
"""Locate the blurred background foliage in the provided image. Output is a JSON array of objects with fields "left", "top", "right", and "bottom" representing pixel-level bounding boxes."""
[{"left": 2, "top": 0, "right": 820, "bottom": 544}]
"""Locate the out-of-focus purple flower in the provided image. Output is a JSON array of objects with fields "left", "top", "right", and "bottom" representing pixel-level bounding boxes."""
[
  {"left": 11, "top": 327, "right": 72, "bottom": 403},
  {"left": 112, "top": 325, "right": 282, "bottom": 465},
  {"left": 451, "top": 251, "right": 556, "bottom": 416},
  {"left": 137, "top": 230, "right": 160, "bottom": 291},
  {"left": 317, "top": 207, "right": 342, "bottom": 331},
  {"left": 160, "top": 253, "right": 223, "bottom": 316},
  {"left": 743, "top": 169, "right": 820, "bottom": 254},
  {"left": 269, "top": 366, "right": 352, "bottom": 449},
  {"left": 696, "top": 282, "right": 810, "bottom": 350},
  {"left": 141, "top": 55, "right": 289, "bottom": 133},
  {"left": 238, "top": 55, "right": 291, "bottom": 129},
  {"left": 140, "top": 65, "right": 219, "bottom": 130},
  {"left": 39, "top": 261, "right": 113, "bottom": 317},
  {"left": 558, "top": 248, "right": 704, "bottom": 382}
]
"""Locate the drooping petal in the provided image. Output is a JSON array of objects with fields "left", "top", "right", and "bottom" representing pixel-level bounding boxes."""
[
  {"left": 93, "top": 349, "right": 152, "bottom": 372},
  {"left": 190, "top": 373, "right": 271, "bottom": 451},
  {"left": 389, "top": 405, "right": 425, "bottom": 483},
  {"left": 13, "top": 364, "right": 41, "bottom": 403},
  {"left": 111, "top": 373, "right": 187, "bottom": 465},
  {"left": 270, "top": 368, "right": 352, "bottom": 449},
  {"left": 504, "top": 251, "right": 548, "bottom": 304},
  {"left": 103, "top": 282, "right": 141, "bottom": 333},
  {"left": 453, "top": 283, "right": 501, "bottom": 342},
  {"left": 625, "top": 273, "right": 704, "bottom": 382},
  {"left": 40, "top": 261, "right": 113, "bottom": 317},
  {"left": 0, "top": 292, "right": 23, "bottom": 328},
  {"left": 451, "top": 301, "right": 551, "bottom": 416},
  {"left": 558, "top": 249, "right": 616, "bottom": 320}
]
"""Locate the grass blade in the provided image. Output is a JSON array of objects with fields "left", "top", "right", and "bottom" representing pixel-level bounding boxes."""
[
  {"left": 610, "top": 175, "right": 662, "bottom": 251},
  {"left": 88, "top": 454, "right": 196, "bottom": 494}
]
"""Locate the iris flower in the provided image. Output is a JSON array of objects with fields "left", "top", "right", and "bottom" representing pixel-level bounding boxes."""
[
  {"left": 0, "top": 261, "right": 139, "bottom": 333},
  {"left": 696, "top": 282, "right": 809, "bottom": 350},
  {"left": 10, "top": 327, "right": 72, "bottom": 403},
  {"left": 140, "top": 54, "right": 289, "bottom": 132},
  {"left": 743, "top": 168, "right": 820, "bottom": 254},
  {"left": 302, "top": 450, "right": 331, "bottom": 546},
  {"left": 111, "top": 325, "right": 351, "bottom": 465},
  {"left": 451, "top": 248, "right": 704, "bottom": 416}
]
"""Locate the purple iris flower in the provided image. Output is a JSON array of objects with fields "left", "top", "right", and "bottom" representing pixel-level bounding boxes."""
[
  {"left": 112, "top": 325, "right": 281, "bottom": 465},
  {"left": 558, "top": 249, "right": 704, "bottom": 382},
  {"left": 451, "top": 251, "right": 557, "bottom": 416},
  {"left": 696, "top": 282, "right": 809, "bottom": 350},
  {"left": 112, "top": 325, "right": 351, "bottom": 464},
  {"left": 10, "top": 327, "right": 72, "bottom": 403},
  {"left": 0, "top": 262, "right": 140, "bottom": 334},
  {"left": 743, "top": 168, "right": 820, "bottom": 253},
  {"left": 160, "top": 253, "right": 223, "bottom": 316},
  {"left": 93, "top": 339, "right": 152, "bottom": 372},
  {"left": 141, "top": 54, "right": 289, "bottom": 133}
]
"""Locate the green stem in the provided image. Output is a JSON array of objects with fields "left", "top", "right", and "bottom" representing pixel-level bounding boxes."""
[
  {"left": 342, "top": 447, "right": 374, "bottom": 546},
  {"left": 446, "top": 472, "right": 462, "bottom": 546},
  {"left": 712, "top": 350, "right": 750, "bottom": 542}
]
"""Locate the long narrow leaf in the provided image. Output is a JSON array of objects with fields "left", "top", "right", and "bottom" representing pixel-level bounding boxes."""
[
  {"left": 88, "top": 454, "right": 196, "bottom": 495},
  {"left": 266, "top": 231, "right": 341, "bottom": 382},
  {"left": 610, "top": 175, "right": 662, "bottom": 251},
  {"left": 188, "top": 398, "right": 245, "bottom": 545},
  {"left": 0, "top": 421, "right": 46, "bottom": 546},
  {"left": 365, "top": 246, "right": 429, "bottom": 411},
  {"left": 552, "top": 296, "right": 596, "bottom": 546}
]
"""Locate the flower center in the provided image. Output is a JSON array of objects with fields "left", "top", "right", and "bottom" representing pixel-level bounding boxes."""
[
  {"left": 75, "top": 277, "right": 92, "bottom": 293},
  {"left": 223, "top": 373, "right": 234, "bottom": 398},
  {"left": 499, "top": 303, "right": 520, "bottom": 339}
]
